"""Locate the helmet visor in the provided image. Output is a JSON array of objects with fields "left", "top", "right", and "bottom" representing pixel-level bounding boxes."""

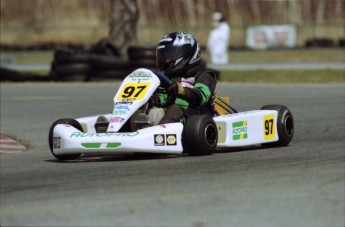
[{"left": 156, "top": 45, "right": 191, "bottom": 75}]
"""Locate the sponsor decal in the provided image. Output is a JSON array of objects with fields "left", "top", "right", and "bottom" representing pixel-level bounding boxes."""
[
  {"left": 232, "top": 121, "right": 248, "bottom": 140},
  {"left": 154, "top": 134, "right": 165, "bottom": 146},
  {"left": 264, "top": 115, "right": 275, "bottom": 140},
  {"left": 53, "top": 137, "right": 61, "bottom": 148},
  {"left": 118, "top": 82, "right": 150, "bottom": 101},
  {"left": 113, "top": 110, "right": 127, "bottom": 115},
  {"left": 81, "top": 142, "right": 121, "bottom": 149},
  {"left": 113, "top": 110, "right": 128, "bottom": 115},
  {"left": 70, "top": 131, "right": 139, "bottom": 138},
  {"left": 110, "top": 117, "right": 124, "bottom": 123},
  {"left": 115, "top": 101, "right": 133, "bottom": 105},
  {"left": 113, "top": 104, "right": 130, "bottom": 111},
  {"left": 113, "top": 104, "right": 130, "bottom": 115},
  {"left": 128, "top": 71, "right": 152, "bottom": 78},
  {"left": 166, "top": 134, "right": 177, "bottom": 146}
]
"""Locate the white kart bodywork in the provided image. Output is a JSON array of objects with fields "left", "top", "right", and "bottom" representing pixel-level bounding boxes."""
[
  {"left": 213, "top": 110, "right": 278, "bottom": 147},
  {"left": 51, "top": 68, "right": 283, "bottom": 157},
  {"left": 53, "top": 120, "right": 184, "bottom": 155}
]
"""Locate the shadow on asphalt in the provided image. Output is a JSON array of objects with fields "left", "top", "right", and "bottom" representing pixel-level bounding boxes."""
[
  {"left": 45, "top": 145, "right": 266, "bottom": 163},
  {"left": 45, "top": 153, "right": 181, "bottom": 163}
]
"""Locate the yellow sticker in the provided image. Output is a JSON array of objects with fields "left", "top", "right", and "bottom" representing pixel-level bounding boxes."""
[
  {"left": 264, "top": 115, "right": 275, "bottom": 140},
  {"left": 117, "top": 83, "right": 150, "bottom": 101}
]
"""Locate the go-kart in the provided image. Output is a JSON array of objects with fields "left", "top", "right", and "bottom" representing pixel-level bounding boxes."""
[{"left": 49, "top": 68, "right": 294, "bottom": 160}]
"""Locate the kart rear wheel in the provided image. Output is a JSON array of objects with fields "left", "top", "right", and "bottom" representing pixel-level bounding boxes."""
[
  {"left": 261, "top": 105, "right": 294, "bottom": 147},
  {"left": 182, "top": 115, "right": 218, "bottom": 156},
  {"left": 48, "top": 118, "right": 83, "bottom": 160}
]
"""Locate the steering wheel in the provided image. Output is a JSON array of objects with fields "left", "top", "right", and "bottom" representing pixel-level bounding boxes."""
[
  {"left": 150, "top": 70, "right": 176, "bottom": 107},
  {"left": 151, "top": 70, "right": 172, "bottom": 88}
]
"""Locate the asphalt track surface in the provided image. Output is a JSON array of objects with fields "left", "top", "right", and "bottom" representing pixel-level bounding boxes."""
[{"left": 0, "top": 82, "right": 344, "bottom": 227}]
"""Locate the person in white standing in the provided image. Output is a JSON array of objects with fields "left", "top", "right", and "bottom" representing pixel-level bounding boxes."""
[{"left": 207, "top": 12, "right": 230, "bottom": 65}]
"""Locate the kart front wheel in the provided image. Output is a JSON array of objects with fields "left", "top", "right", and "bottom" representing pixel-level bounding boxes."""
[
  {"left": 182, "top": 115, "right": 218, "bottom": 156},
  {"left": 261, "top": 105, "right": 294, "bottom": 147},
  {"left": 48, "top": 118, "right": 82, "bottom": 160}
]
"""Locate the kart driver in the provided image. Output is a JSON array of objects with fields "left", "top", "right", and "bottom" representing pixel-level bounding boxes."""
[{"left": 152, "top": 31, "right": 217, "bottom": 124}]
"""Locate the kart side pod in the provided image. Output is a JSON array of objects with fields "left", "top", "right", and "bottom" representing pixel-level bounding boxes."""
[{"left": 214, "top": 105, "right": 294, "bottom": 148}]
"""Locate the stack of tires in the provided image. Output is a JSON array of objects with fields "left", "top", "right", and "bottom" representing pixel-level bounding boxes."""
[
  {"left": 50, "top": 48, "right": 92, "bottom": 81},
  {"left": 49, "top": 40, "right": 219, "bottom": 82},
  {"left": 89, "top": 54, "right": 131, "bottom": 81},
  {"left": 128, "top": 46, "right": 157, "bottom": 71},
  {"left": 305, "top": 38, "right": 335, "bottom": 48},
  {"left": 49, "top": 39, "right": 131, "bottom": 81}
]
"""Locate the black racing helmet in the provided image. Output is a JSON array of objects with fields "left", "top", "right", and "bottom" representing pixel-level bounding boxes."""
[{"left": 156, "top": 32, "right": 202, "bottom": 77}]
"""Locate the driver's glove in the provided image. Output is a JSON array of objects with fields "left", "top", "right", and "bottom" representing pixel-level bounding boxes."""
[
  {"left": 167, "top": 82, "right": 185, "bottom": 98},
  {"left": 149, "top": 93, "right": 164, "bottom": 107}
]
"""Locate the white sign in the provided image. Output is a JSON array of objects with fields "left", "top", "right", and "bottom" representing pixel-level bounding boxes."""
[{"left": 246, "top": 25, "right": 297, "bottom": 49}]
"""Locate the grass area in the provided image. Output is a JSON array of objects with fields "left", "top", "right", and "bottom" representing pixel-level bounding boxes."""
[
  {"left": 24, "top": 70, "right": 50, "bottom": 75},
  {"left": 219, "top": 70, "right": 345, "bottom": 83},
  {"left": 0, "top": 51, "right": 53, "bottom": 64}
]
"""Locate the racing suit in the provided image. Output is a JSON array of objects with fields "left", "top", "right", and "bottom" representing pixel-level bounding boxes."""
[{"left": 155, "top": 70, "right": 217, "bottom": 124}]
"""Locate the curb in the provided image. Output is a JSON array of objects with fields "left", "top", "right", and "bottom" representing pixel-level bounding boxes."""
[{"left": 0, "top": 135, "right": 26, "bottom": 155}]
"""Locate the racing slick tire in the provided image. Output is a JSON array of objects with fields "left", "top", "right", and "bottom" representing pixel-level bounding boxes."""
[
  {"left": 260, "top": 105, "right": 294, "bottom": 147},
  {"left": 182, "top": 115, "right": 218, "bottom": 156},
  {"left": 49, "top": 118, "right": 83, "bottom": 161}
]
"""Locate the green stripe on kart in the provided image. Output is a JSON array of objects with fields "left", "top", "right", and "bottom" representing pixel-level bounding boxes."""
[
  {"left": 233, "top": 134, "right": 248, "bottom": 140},
  {"left": 232, "top": 121, "right": 246, "bottom": 127},
  {"left": 106, "top": 143, "right": 121, "bottom": 148},
  {"left": 82, "top": 143, "right": 101, "bottom": 148},
  {"left": 82, "top": 143, "right": 121, "bottom": 149}
]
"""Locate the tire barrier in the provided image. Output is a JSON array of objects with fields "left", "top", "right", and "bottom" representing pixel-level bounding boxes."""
[
  {"left": 90, "top": 55, "right": 130, "bottom": 70},
  {"left": 2, "top": 40, "right": 220, "bottom": 82},
  {"left": 90, "top": 38, "right": 122, "bottom": 57},
  {"left": 50, "top": 39, "right": 128, "bottom": 81},
  {"left": 87, "top": 69, "right": 132, "bottom": 81},
  {"left": 305, "top": 38, "right": 335, "bottom": 48},
  {"left": 130, "top": 59, "right": 157, "bottom": 70},
  {"left": 50, "top": 44, "right": 160, "bottom": 81},
  {"left": 53, "top": 49, "right": 92, "bottom": 64},
  {"left": 127, "top": 46, "right": 157, "bottom": 72},
  {"left": 52, "top": 62, "right": 92, "bottom": 75},
  {"left": 127, "top": 46, "right": 156, "bottom": 61}
]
